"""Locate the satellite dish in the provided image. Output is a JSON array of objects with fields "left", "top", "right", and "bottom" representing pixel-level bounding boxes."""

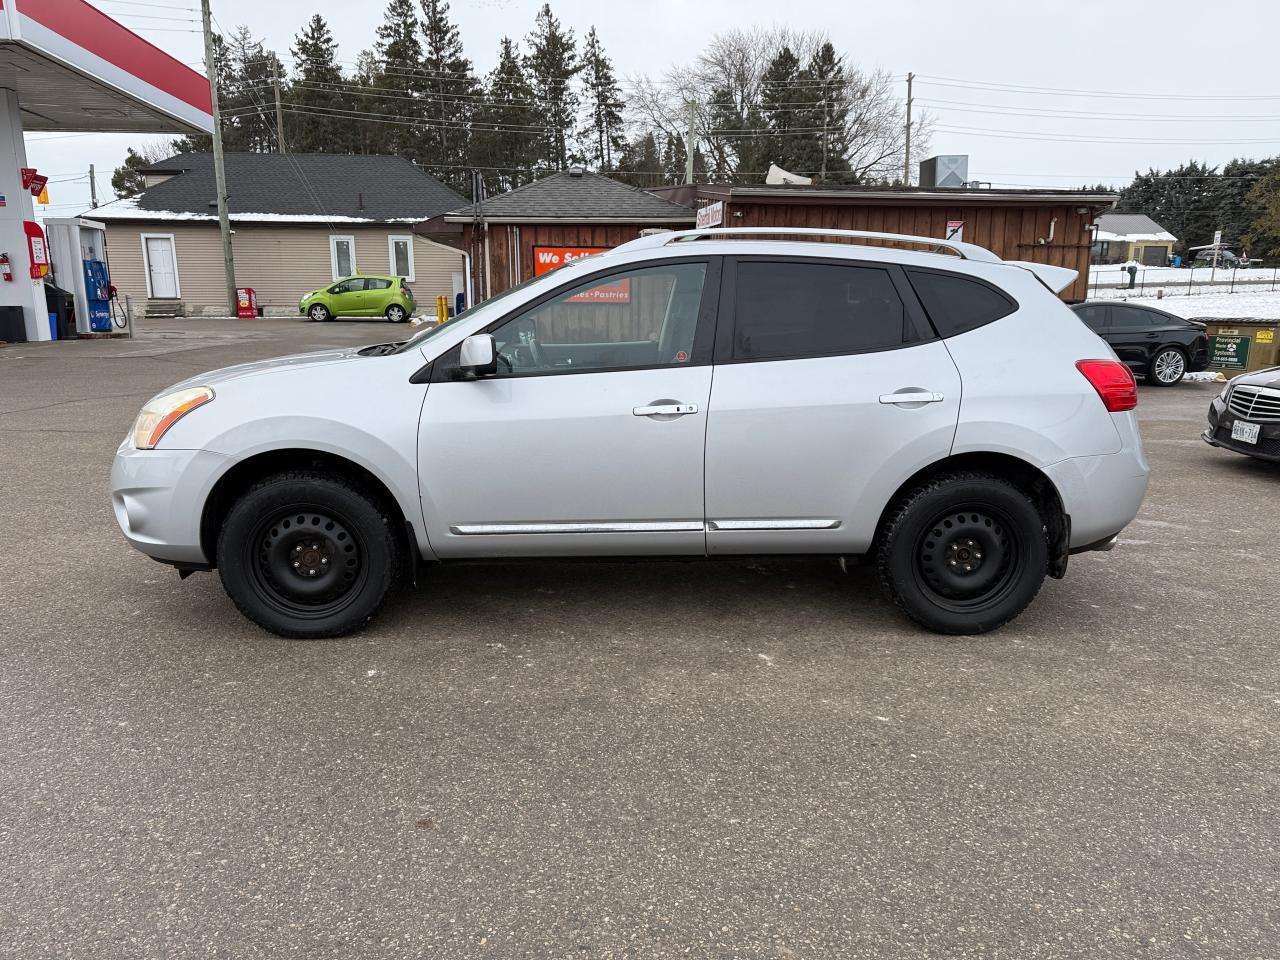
[{"left": 765, "top": 163, "right": 813, "bottom": 186}]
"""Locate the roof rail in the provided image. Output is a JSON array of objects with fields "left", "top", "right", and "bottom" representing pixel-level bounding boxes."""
[{"left": 617, "top": 226, "right": 1003, "bottom": 263}]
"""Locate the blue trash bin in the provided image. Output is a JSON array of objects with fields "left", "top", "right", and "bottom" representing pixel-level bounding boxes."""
[{"left": 48, "top": 312, "right": 58, "bottom": 340}]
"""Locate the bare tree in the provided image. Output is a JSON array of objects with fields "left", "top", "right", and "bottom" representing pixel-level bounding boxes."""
[{"left": 626, "top": 27, "right": 925, "bottom": 184}]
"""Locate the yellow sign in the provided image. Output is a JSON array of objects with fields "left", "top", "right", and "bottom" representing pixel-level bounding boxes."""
[
  {"left": 1258, "top": 329, "right": 1275, "bottom": 344},
  {"left": 36, "top": 184, "right": 49, "bottom": 205}
]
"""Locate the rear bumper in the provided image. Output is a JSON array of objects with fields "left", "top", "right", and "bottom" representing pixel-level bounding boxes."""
[
  {"left": 1044, "top": 447, "right": 1150, "bottom": 549},
  {"left": 111, "top": 443, "right": 229, "bottom": 565}
]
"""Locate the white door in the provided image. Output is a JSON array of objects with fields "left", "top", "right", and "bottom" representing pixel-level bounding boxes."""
[
  {"left": 145, "top": 237, "right": 178, "bottom": 298},
  {"left": 418, "top": 259, "right": 718, "bottom": 558},
  {"left": 704, "top": 257, "right": 962, "bottom": 555}
]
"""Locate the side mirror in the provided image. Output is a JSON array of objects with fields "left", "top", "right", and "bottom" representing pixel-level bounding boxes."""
[{"left": 458, "top": 333, "right": 497, "bottom": 377}]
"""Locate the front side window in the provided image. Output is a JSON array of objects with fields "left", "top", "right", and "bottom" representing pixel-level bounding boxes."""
[
  {"left": 486, "top": 262, "right": 708, "bottom": 376},
  {"left": 906, "top": 269, "right": 1016, "bottom": 339},
  {"left": 330, "top": 235, "right": 356, "bottom": 279},
  {"left": 389, "top": 236, "right": 414, "bottom": 280},
  {"left": 732, "top": 261, "right": 912, "bottom": 361}
]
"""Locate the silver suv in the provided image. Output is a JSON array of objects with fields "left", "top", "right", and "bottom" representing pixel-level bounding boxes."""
[{"left": 111, "top": 228, "right": 1149, "bottom": 639}]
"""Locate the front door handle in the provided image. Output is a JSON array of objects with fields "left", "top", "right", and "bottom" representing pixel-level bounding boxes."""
[
  {"left": 879, "top": 391, "right": 944, "bottom": 405},
  {"left": 633, "top": 402, "right": 699, "bottom": 417}
]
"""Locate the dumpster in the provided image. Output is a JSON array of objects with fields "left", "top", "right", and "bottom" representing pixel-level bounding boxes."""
[{"left": 1198, "top": 318, "right": 1280, "bottom": 374}]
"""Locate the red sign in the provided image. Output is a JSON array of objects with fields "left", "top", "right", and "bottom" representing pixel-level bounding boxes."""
[
  {"left": 532, "top": 246, "right": 629, "bottom": 303},
  {"left": 235, "top": 287, "right": 257, "bottom": 319},
  {"left": 24, "top": 221, "right": 49, "bottom": 279}
]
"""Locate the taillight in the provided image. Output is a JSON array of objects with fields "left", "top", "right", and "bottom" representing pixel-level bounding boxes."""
[{"left": 1076, "top": 359, "right": 1137, "bottom": 412}]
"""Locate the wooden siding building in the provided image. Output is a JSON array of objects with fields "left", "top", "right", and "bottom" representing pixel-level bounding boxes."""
[
  {"left": 650, "top": 183, "right": 1117, "bottom": 303},
  {"left": 416, "top": 170, "right": 696, "bottom": 304}
]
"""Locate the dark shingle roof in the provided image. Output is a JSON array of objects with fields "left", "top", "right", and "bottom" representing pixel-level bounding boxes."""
[
  {"left": 446, "top": 170, "right": 695, "bottom": 222},
  {"left": 108, "top": 153, "right": 465, "bottom": 222}
]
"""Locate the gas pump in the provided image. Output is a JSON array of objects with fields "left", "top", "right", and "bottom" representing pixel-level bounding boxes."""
[{"left": 44, "top": 217, "right": 117, "bottom": 335}]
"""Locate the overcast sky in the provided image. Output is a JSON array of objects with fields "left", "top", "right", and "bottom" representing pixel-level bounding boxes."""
[{"left": 29, "top": 0, "right": 1280, "bottom": 217}]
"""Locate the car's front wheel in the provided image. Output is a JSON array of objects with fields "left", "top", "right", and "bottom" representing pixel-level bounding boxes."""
[
  {"left": 216, "top": 471, "right": 407, "bottom": 638},
  {"left": 308, "top": 304, "right": 331, "bottom": 322},
  {"left": 385, "top": 304, "right": 407, "bottom": 323},
  {"left": 1148, "top": 347, "right": 1187, "bottom": 386},
  {"left": 876, "top": 472, "right": 1048, "bottom": 634}
]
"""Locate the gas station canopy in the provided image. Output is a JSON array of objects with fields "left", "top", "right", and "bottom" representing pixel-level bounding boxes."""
[{"left": 0, "top": 0, "right": 213, "bottom": 134}]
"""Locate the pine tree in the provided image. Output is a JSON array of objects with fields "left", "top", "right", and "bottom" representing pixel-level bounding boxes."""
[
  {"left": 614, "top": 131, "right": 661, "bottom": 188},
  {"left": 374, "top": 0, "right": 426, "bottom": 156},
  {"left": 1244, "top": 165, "right": 1280, "bottom": 259},
  {"left": 525, "top": 4, "right": 581, "bottom": 170},
  {"left": 219, "top": 26, "right": 286, "bottom": 153},
  {"left": 1116, "top": 162, "right": 1220, "bottom": 253},
  {"left": 578, "top": 26, "right": 624, "bottom": 170},
  {"left": 803, "top": 43, "right": 853, "bottom": 181},
  {"left": 473, "top": 37, "right": 539, "bottom": 194},
  {"left": 288, "top": 15, "right": 348, "bottom": 153},
  {"left": 760, "top": 46, "right": 805, "bottom": 172},
  {"left": 111, "top": 148, "right": 153, "bottom": 198},
  {"left": 419, "top": 0, "right": 476, "bottom": 191}
]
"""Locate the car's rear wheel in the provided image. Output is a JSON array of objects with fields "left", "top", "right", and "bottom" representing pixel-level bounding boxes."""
[
  {"left": 385, "top": 304, "right": 407, "bottom": 323},
  {"left": 308, "top": 304, "right": 331, "bottom": 322},
  {"left": 876, "top": 472, "right": 1048, "bottom": 635},
  {"left": 216, "top": 471, "right": 406, "bottom": 639},
  {"left": 1148, "top": 347, "right": 1186, "bottom": 386}
]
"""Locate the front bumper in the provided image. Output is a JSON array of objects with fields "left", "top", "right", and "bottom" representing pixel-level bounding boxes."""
[
  {"left": 111, "top": 443, "right": 230, "bottom": 565},
  {"left": 1204, "top": 395, "right": 1280, "bottom": 461}
]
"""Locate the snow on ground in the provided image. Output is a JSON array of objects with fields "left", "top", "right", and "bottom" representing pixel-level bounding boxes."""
[{"left": 1094, "top": 288, "right": 1280, "bottom": 319}]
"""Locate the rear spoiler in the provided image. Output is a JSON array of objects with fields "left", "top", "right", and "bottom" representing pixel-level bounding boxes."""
[{"left": 1006, "top": 261, "right": 1078, "bottom": 294}]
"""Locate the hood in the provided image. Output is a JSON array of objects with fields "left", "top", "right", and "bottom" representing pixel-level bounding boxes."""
[
  {"left": 164, "top": 347, "right": 363, "bottom": 392},
  {"left": 1232, "top": 365, "right": 1280, "bottom": 390}
]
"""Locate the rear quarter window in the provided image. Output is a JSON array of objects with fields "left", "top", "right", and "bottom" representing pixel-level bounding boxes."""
[{"left": 906, "top": 269, "right": 1017, "bottom": 338}]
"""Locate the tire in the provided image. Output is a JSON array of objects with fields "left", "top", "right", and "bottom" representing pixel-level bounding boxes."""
[
  {"left": 875, "top": 472, "right": 1048, "bottom": 635},
  {"left": 308, "top": 304, "right": 331, "bottom": 322},
  {"left": 216, "top": 470, "right": 406, "bottom": 639},
  {"left": 385, "top": 304, "right": 407, "bottom": 323},
  {"left": 1147, "top": 347, "right": 1187, "bottom": 386}
]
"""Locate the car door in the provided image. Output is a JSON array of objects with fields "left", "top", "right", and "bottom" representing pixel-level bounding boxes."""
[
  {"left": 704, "top": 256, "right": 962, "bottom": 555},
  {"left": 364, "top": 277, "right": 393, "bottom": 315},
  {"left": 417, "top": 257, "right": 720, "bottom": 558},
  {"left": 327, "top": 279, "right": 359, "bottom": 316},
  {"left": 1109, "top": 304, "right": 1160, "bottom": 369}
]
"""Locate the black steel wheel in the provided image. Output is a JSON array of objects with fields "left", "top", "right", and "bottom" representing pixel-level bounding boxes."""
[
  {"left": 1147, "top": 347, "right": 1186, "bottom": 386},
  {"left": 217, "top": 470, "right": 406, "bottom": 638},
  {"left": 876, "top": 472, "right": 1048, "bottom": 634}
]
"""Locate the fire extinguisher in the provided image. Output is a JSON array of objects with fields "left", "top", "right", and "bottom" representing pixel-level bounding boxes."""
[{"left": 0, "top": 254, "right": 11, "bottom": 282}]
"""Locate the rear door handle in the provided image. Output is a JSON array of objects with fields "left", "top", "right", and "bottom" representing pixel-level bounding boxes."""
[
  {"left": 633, "top": 402, "right": 699, "bottom": 417},
  {"left": 878, "top": 391, "right": 944, "bottom": 405}
]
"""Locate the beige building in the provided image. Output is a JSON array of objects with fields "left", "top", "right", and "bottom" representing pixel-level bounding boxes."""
[
  {"left": 1091, "top": 212, "right": 1177, "bottom": 266},
  {"left": 90, "top": 153, "right": 467, "bottom": 318}
]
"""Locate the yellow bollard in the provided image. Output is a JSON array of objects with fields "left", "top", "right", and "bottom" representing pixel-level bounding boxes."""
[{"left": 436, "top": 295, "right": 448, "bottom": 326}]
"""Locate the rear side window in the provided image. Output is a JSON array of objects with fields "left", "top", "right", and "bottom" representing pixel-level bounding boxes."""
[
  {"left": 733, "top": 261, "right": 913, "bottom": 361},
  {"left": 906, "top": 269, "right": 1016, "bottom": 338},
  {"left": 1074, "top": 304, "right": 1109, "bottom": 331},
  {"left": 366, "top": 278, "right": 392, "bottom": 290},
  {"left": 1111, "top": 305, "right": 1159, "bottom": 328}
]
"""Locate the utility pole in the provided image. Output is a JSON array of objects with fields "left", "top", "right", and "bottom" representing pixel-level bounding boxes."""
[
  {"left": 201, "top": 0, "right": 237, "bottom": 316},
  {"left": 271, "top": 60, "right": 287, "bottom": 153},
  {"left": 819, "top": 99, "right": 828, "bottom": 180},
  {"left": 88, "top": 164, "right": 97, "bottom": 208},
  {"left": 903, "top": 72, "right": 915, "bottom": 185},
  {"left": 684, "top": 101, "right": 697, "bottom": 185}
]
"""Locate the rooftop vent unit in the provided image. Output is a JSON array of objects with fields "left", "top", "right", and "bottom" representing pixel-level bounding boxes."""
[{"left": 919, "top": 155, "right": 969, "bottom": 188}]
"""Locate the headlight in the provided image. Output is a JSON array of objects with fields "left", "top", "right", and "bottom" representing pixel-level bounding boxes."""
[{"left": 130, "top": 386, "right": 214, "bottom": 449}]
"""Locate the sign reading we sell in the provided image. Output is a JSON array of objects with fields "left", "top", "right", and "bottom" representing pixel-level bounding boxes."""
[{"left": 532, "top": 246, "right": 630, "bottom": 303}]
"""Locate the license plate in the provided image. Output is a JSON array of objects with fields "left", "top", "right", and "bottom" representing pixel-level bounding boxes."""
[{"left": 1232, "top": 420, "right": 1261, "bottom": 444}]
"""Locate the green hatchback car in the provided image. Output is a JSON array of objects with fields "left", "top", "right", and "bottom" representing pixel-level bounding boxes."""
[{"left": 299, "top": 275, "right": 416, "bottom": 323}]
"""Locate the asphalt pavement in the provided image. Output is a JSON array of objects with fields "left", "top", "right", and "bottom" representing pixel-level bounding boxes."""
[{"left": 1, "top": 318, "right": 1277, "bottom": 959}]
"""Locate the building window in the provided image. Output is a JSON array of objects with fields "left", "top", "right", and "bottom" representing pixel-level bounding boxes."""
[
  {"left": 388, "top": 235, "right": 415, "bottom": 281},
  {"left": 330, "top": 235, "right": 356, "bottom": 279}
]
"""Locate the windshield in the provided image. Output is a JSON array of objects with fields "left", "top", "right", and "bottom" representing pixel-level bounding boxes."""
[{"left": 394, "top": 271, "right": 555, "bottom": 354}]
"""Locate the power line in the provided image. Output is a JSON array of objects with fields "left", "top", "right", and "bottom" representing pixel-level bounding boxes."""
[
  {"left": 934, "top": 123, "right": 1280, "bottom": 145},
  {"left": 919, "top": 97, "right": 1280, "bottom": 123},
  {"left": 916, "top": 75, "right": 1280, "bottom": 102}
]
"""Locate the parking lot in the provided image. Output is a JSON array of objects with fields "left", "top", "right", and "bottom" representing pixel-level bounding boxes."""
[{"left": 2, "top": 317, "right": 1277, "bottom": 958}]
